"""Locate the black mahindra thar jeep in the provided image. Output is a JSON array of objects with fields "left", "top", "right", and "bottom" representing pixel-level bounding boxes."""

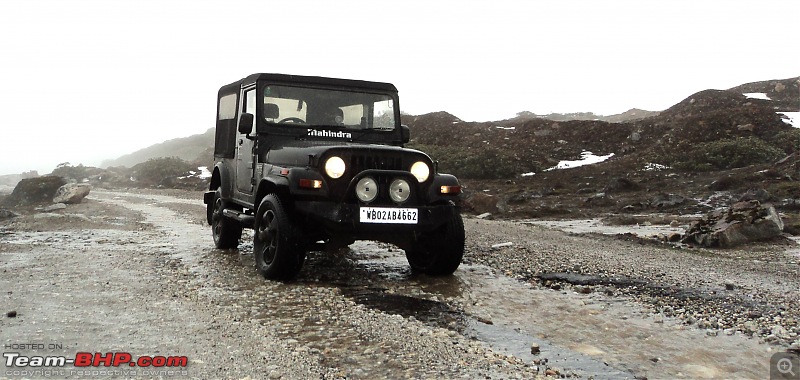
[{"left": 204, "top": 74, "right": 464, "bottom": 280}]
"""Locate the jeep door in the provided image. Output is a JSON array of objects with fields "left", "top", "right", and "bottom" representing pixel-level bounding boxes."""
[{"left": 236, "top": 87, "right": 257, "bottom": 194}]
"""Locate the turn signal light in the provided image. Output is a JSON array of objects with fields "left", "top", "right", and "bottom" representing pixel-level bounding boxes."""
[
  {"left": 440, "top": 185, "right": 461, "bottom": 194},
  {"left": 299, "top": 179, "right": 323, "bottom": 189}
]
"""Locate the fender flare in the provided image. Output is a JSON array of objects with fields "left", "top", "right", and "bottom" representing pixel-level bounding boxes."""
[
  {"left": 254, "top": 175, "right": 291, "bottom": 207},
  {"left": 210, "top": 162, "right": 235, "bottom": 199}
]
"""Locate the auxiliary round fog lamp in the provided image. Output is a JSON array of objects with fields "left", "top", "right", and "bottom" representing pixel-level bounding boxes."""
[
  {"left": 355, "top": 177, "right": 378, "bottom": 202},
  {"left": 389, "top": 178, "right": 411, "bottom": 203}
]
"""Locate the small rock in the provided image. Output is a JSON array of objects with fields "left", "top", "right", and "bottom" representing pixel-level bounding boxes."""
[
  {"left": 476, "top": 212, "right": 492, "bottom": 220},
  {"left": 649, "top": 357, "right": 660, "bottom": 363},
  {"left": 490, "top": 242, "right": 513, "bottom": 249},
  {"left": 530, "top": 342, "right": 540, "bottom": 355},
  {"left": 772, "top": 325, "right": 788, "bottom": 339},
  {"left": 724, "top": 281, "right": 736, "bottom": 291},
  {"left": 667, "top": 232, "right": 682, "bottom": 242},
  {"left": 544, "top": 368, "right": 559, "bottom": 376},
  {"left": 576, "top": 286, "right": 593, "bottom": 294},
  {"left": 476, "top": 316, "right": 493, "bottom": 325},
  {"left": 42, "top": 203, "right": 67, "bottom": 212},
  {"left": 7, "top": 310, "right": 17, "bottom": 318},
  {"left": 747, "top": 311, "right": 762, "bottom": 319}
]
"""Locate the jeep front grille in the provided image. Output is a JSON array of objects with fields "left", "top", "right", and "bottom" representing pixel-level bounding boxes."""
[{"left": 349, "top": 154, "right": 403, "bottom": 173}]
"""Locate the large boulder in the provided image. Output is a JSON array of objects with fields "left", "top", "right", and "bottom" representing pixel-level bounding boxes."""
[
  {"left": 682, "top": 200, "right": 784, "bottom": 247},
  {"left": 1, "top": 176, "right": 67, "bottom": 206},
  {"left": 0, "top": 208, "right": 19, "bottom": 220},
  {"left": 463, "top": 192, "right": 500, "bottom": 215},
  {"left": 52, "top": 183, "right": 91, "bottom": 204}
]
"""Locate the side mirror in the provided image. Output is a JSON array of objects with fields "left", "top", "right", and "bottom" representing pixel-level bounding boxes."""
[
  {"left": 238, "top": 113, "right": 254, "bottom": 135},
  {"left": 400, "top": 125, "right": 410, "bottom": 144}
]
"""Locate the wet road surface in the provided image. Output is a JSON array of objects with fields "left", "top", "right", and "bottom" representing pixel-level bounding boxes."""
[{"left": 1, "top": 190, "right": 784, "bottom": 379}]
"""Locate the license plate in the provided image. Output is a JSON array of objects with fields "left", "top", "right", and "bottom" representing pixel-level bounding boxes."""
[{"left": 359, "top": 207, "right": 418, "bottom": 224}]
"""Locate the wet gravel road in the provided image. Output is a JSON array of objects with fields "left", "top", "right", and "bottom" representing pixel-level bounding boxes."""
[{"left": 2, "top": 189, "right": 798, "bottom": 379}]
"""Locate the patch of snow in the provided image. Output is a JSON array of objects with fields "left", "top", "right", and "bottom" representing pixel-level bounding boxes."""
[
  {"left": 520, "top": 172, "right": 536, "bottom": 177},
  {"left": 644, "top": 163, "right": 669, "bottom": 171},
  {"left": 198, "top": 166, "right": 212, "bottom": 179},
  {"left": 544, "top": 151, "right": 615, "bottom": 171},
  {"left": 495, "top": 126, "right": 516, "bottom": 130},
  {"left": 452, "top": 121, "right": 459, "bottom": 124},
  {"left": 778, "top": 112, "right": 799, "bottom": 128},
  {"left": 743, "top": 92, "right": 771, "bottom": 100}
]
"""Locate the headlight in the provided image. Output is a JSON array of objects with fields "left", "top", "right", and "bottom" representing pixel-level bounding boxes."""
[
  {"left": 409, "top": 161, "right": 430, "bottom": 182},
  {"left": 324, "top": 156, "right": 346, "bottom": 179},
  {"left": 355, "top": 177, "right": 378, "bottom": 202},
  {"left": 389, "top": 178, "right": 411, "bottom": 203}
]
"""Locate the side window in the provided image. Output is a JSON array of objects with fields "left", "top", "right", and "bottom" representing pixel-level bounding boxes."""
[
  {"left": 218, "top": 94, "right": 237, "bottom": 120},
  {"left": 243, "top": 89, "right": 256, "bottom": 136},
  {"left": 373, "top": 100, "right": 395, "bottom": 129},
  {"left": 245, "top": 89, "right": 256, "bottom": 115}
]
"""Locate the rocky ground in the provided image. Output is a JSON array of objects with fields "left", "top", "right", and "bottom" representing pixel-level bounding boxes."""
[
  {"left": 2, "top": 188, "right": 799, "bottom": 379},
  {"left": 1, "top": 77, "right": 798, "bottom": 379}
]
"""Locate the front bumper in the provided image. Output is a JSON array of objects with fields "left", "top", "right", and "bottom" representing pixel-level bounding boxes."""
[{"left": 295, "top": 200, "right": 458, "bottom": 235}]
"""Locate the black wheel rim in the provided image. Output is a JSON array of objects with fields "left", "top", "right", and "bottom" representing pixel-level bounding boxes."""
[{"left": 257, "top": 209, "right": 279, "bottom": 264}]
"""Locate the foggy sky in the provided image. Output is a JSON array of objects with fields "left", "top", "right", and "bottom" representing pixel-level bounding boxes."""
[{"left": 0, "top": 0, "right": 797, "bottom": 175}]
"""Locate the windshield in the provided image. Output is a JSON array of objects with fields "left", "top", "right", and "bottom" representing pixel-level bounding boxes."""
[{"left": 263, "top": 85, "right": 396, "bottom": 130}]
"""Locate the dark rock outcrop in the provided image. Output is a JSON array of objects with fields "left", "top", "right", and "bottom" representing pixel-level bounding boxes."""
[
  {"left": 682, "top": 200, "right": 784, "bottom": 247},
  {"left": 2, "top": 176, "right": 67, "bottom": 206}
]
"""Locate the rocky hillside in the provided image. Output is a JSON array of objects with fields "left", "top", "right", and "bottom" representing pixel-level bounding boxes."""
[
  {"left": 401, "top": 76, "right": 798, "bottom": 234},
  {"left": 100, "top": 128, "right": 215, "bottom": 168},
  {"left": 4, "top": 76, "right": 794, "bottom": 228}
]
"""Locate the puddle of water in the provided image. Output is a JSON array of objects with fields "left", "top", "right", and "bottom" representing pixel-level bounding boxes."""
[
  {"left": 523, "top": 218, "right": 684, "bottom": 237},
  {"left": 466, "top": 319, "right": 632, "bottom": 379},
  {"left": 342, "top": 247, "right": 775, "bottom": 379},
  {"left": 453, "top": 265, "right": 773, "bottom": 379}
]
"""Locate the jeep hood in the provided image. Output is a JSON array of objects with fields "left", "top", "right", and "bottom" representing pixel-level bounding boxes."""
[{"left": 265, "top": 141, "right": 430, "bottom": 168}]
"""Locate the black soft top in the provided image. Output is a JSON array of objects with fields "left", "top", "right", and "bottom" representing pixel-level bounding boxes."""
[{"left": 219, "top": 73, "right": 398, "bottom": 97}]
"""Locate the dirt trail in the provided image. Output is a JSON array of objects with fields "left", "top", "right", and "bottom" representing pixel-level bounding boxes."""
[{"left": 1, "top": 190, "right": 791, "bottom": 379}]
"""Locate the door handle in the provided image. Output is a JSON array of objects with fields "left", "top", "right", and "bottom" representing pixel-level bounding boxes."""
[{"left": 239, "top": 139, "right": 244, "bottom": 145}]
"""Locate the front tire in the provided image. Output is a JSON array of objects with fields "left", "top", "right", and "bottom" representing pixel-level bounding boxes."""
[
  {"left": 405, "top": 213, "right": 465, "bottom": 275},
  {"left": 253, "top": 194, "right": 304, "bottom": 281},
  {"left": 210, "top": 188, "right": 242, "bottom": 249}
]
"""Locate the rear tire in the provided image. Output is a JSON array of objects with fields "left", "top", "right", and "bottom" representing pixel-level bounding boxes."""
[
  {"left": 210, "top": 188, "right": 242, "bottom": 249},
  {"left": 405, "top": 213, "right": 465, "bottom": 275},
  {"left": 253, "top": 194, "right": 305, "bottom": 281}
]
